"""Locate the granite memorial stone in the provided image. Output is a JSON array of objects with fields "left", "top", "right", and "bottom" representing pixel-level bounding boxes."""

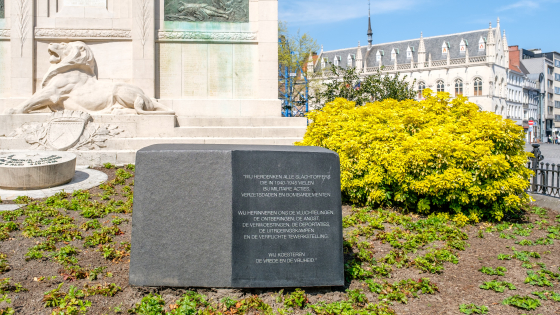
[{"left": 130, "top": 144, "right": 344, "bottom": 288}]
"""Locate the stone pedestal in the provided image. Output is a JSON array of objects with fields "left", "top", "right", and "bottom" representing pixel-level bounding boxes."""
[
  {"left": 0, "top": 151, "right": 76, "bottom": 190},
  {"left": 130, "top": 144, "right": 344, "bottom": 288}
]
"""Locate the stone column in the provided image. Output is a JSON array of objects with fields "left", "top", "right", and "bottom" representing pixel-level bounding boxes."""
[
  {"left": 132, "top": 0, "right": 156, "bottom": 97},
  {"left": 257, "top": 0, "right": 278, "bottom": 100},
  {"left": 10, "top": 0, "right": 34, "bottom": 98}
]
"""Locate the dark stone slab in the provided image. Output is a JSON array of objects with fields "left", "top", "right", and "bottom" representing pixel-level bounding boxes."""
[{"left": 130, "top": 144, "right": 344, "bottom": 288}]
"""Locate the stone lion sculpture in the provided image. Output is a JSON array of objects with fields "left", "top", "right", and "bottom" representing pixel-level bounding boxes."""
[{"left": 4, "top": 41, "right": 175, "bottom": 115}]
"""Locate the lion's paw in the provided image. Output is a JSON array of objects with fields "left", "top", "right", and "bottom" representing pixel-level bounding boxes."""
[{"left": 3, "top": 108, "right": 17, "bottom": 115}]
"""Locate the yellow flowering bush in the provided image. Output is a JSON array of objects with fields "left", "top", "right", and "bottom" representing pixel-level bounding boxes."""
[{"left": 297, "top": 90, "right": 532, "bottom": 221}]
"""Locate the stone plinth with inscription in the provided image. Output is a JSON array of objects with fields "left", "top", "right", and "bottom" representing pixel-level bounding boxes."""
[
  {"left": 0, "top": 152, "right": 76, "bottom": 190},
  {"left": 130, "top": 144, "right": 344, "bottom": 288}
]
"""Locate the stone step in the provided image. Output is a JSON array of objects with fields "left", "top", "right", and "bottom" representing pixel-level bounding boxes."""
[
  {"left": 102, "top": 137, "right": 301, "bottom": 150},
  {"left": 0, "top": 137, "right": 303, "bottom": 151},
  {"left": 176, "top": 117, "right": 308, "bottom": 127},
  {"left": 172, "top": 126, "right": 307, "bottom": 138}
]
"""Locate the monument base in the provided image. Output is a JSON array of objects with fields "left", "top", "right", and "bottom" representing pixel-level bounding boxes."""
[
  {"left": 0, "top": 113, "right": 308, "bottom": 166},
  {"left": 130, "top": 144, "right": 344, "bottom": 288}
]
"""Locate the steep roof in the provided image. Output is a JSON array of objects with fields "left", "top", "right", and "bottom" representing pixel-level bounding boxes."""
[{"left": 317, "top": 28, "right": 496, "bottom": 71}]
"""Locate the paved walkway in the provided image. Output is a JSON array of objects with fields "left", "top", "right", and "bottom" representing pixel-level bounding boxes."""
[
  {"left": 0, "top": 167, "right": 107, "bottom": 201},
  {"left": 526, "top": 143, "right": 560, "bottom": 165}
]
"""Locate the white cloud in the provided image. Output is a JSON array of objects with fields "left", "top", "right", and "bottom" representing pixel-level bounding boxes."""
[
  {"left": 498, "top": 0, "right": 541, "bottom": 11},
  {"left": 279, "top": 0, "right": 421, "bottom": 25}
]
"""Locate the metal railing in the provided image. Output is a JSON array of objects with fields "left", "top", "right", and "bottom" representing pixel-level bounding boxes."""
[{"left": 527, "top": 144, "right": 560, "bottom": 198}]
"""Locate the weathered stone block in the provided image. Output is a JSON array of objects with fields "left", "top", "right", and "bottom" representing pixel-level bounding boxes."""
[{"left": 130, "top": 144, "right": 344, "bottom": 288}]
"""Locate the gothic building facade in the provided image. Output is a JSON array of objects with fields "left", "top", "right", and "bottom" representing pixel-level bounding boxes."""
[{"left": 309, "top": 18, "right": 522, "bottom": 124}]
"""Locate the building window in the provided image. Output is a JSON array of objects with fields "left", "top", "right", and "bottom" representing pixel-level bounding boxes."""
[
  {"left": 459, "top": 39, "right": 467, "bottom": 54},
  {"left": 347, "top": 54, "right": 354, "bottom": 67},
  {"left": 556, "top": 73, "right": 560, "bottom": 81},
  {"left": 334, "top": 56, "right": 341, "bottom": 66},
  {"left": 455, "top": 79, "right": 463, "bottom": 96},
  {"left": 376, "top": 51, "right": 383, "bottom": 63},
  {"left": 555, "top": 115, "right": 560, "bottom": 122},
  {"left": 418, "top": 82, "right": 426, "bottom": 99},
  {"left": 555, "top": 101, "right": 560, "bottom": 109},
  {"left": 555, "top": 87, "right": 560, "bottom": 95},
  {"left": 442, "top": 42, "right": 449, "bottom": 55},
  {"left": 473, "top": 78, "right": 482, "bottom": 96},
  {"left": 556, "top": 60, "right": 560, "bottom": 67},
  {"left": 548, "top": 67, "right": 554, "bottom": 75},
  {"left": 437, "top": 80, "right": 445, "bottom": 92},
  {"left": 406, "top": 46, "right": 413, "bottom": 59},
  {"left": 391, "top": 48, "right": 398, "bottom": 60},
  {"left": 478, "top": 37, "right": 486, "bottom": 51}
]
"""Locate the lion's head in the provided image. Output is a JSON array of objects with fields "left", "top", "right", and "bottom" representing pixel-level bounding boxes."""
[{"left": 42, "top": 41, "right": 97, "bottom": 88}]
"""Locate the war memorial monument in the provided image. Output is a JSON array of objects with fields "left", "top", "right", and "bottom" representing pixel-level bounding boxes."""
[
  {"left": 0, "top": 0, "right": 345, "bottom": 288},
  {"left": 0, "top": 0, "right": 307, "bottom": 165}
]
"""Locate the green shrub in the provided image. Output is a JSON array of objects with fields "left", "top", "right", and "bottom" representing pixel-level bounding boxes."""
[{"left": 296, "top": 93, "right": 532, "bottom": 221}]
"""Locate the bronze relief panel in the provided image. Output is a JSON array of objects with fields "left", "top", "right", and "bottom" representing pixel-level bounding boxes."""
[{"left": 164, "top": 0, "right": 249, "bottom": 23}]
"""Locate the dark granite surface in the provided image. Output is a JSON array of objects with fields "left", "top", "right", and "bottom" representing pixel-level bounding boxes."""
[{"left": 130, "top": 144, "right": 343, "bottom": 288}]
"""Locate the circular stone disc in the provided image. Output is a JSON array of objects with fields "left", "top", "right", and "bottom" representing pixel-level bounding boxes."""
[{"left": 0, "top": 151, "right": 77, "bottom": 190}]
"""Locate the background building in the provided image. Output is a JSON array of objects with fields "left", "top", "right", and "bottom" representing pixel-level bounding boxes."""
[
  {"left": 508, "top": 45, "right": 539, "bottom": 141},
  {"left": 309, "top": 18, "right": 510, "bottom": 119},
  {"left": 520, "top": 49, "right": 560, "bottom": 140}
]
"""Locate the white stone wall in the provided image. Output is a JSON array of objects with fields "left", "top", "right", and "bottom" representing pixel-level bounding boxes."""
[{"left": 0, "top": 0, "right": 281, "bottom": 117}]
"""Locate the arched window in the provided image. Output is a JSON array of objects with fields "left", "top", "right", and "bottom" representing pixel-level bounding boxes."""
[
  {"left": 474, "top": 78, "right": 482, "bottom": 96},
  {"left": 418, "top": 82, "right": 426, "bottom": 99},
  {"left": 437, "top": 80, "right": 445, "bottom": 93},
  {"left": 455, "top": 79, "right": 463, "bottom": 96}
]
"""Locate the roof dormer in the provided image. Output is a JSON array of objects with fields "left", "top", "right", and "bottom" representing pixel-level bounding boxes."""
[
  {"left": 479, "top": 37, "right": 486, "bottom": 51},
  {"left": 442, "top": 42, "right": 449, "bottom": 55},
  {"left": 406, "top": 46, "right": 415, "bottom": 59},
  {"left": 333, "top": 55, "right": 341, "bottom": 66},
  {"left": 391, "top": 48, "right": 399, "bottom": 60},
  {"left": 376, "top": 50, "right": 384, "bottom": 63},
  {"left": 347, "top": 54, "right": 355, "bottom": 66},
  {"left": 460, "top": 39, "right": 468, "bottom": 54}
]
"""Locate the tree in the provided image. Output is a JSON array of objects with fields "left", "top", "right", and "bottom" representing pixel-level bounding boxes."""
[
  {"left": 278, "top": 22, "right": 319, "bottom": 115},
  {"left": 313, "top": 64, "right": 417, "bottom": 107},
  {"left": 278, "top": 21, "right": 318, "bottom": 72}
]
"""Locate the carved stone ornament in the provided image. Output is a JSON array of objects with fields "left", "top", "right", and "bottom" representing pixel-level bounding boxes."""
[
  {"left": 9, "top": 110, "right": 122, "bottom": 151},
  {"left": 4, "top": 41, "right": 175, "bottom": 115},
  {"left": 35, "top": 28, "right": 131, "bottom": 39},
  {"left": 0, "top": 29, "right": 9, "bottom": 38},
  {"left": 158, "top": 31, "right": 257, "bottom": 41}
]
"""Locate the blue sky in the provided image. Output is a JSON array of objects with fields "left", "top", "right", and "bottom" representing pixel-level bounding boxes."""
[{"left": 280, "top": 0, "right": 560, "bottom": 53}]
